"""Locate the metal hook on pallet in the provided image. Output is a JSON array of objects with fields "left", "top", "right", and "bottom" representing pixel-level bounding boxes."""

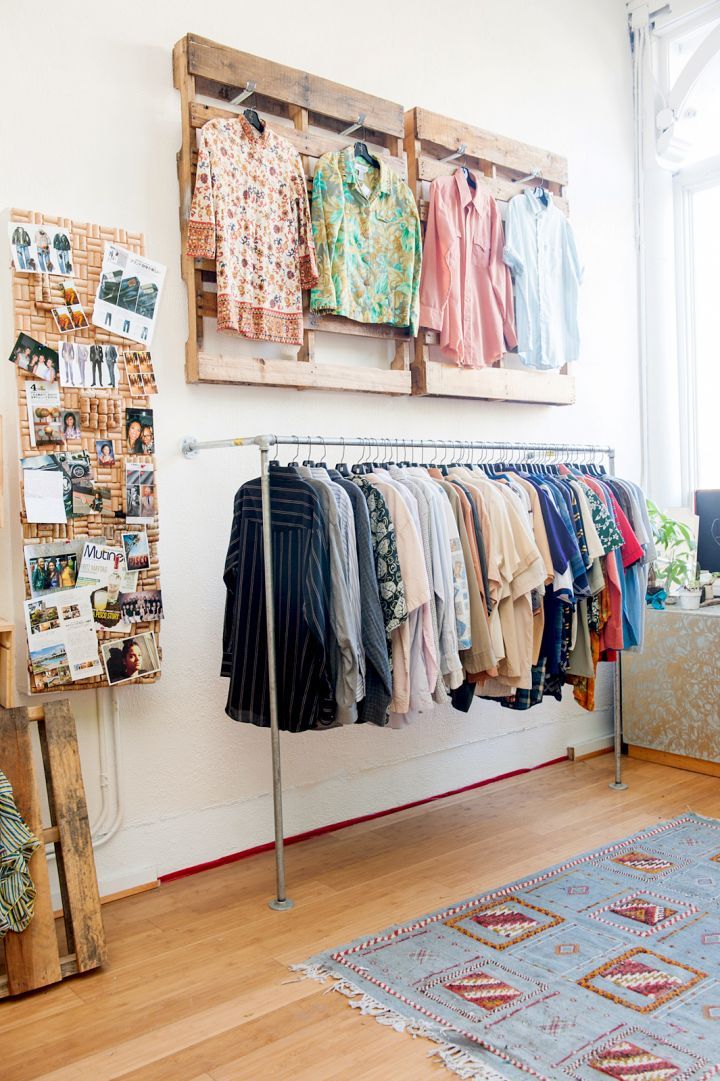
[
  {"left": 440, "top": 142, "right": 467, "bottom": 164},
  {"left": 230, "top": 80, "right": 256, "bottom": 106},
  {"left": 340, "top": 112, "right": 367, "bottom": 137}
]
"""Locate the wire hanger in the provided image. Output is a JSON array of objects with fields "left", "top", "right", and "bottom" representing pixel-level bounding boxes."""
[
  {"left": 342, "top": 114, "right": 378, "bottom": 170},
  {"left": 235, "top": 82, "right": 265, "bottom": 134},
  {"left": 335, "top": 437, "right": 350, "bottom": 477}
]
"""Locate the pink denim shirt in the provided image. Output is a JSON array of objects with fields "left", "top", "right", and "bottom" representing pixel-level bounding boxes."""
[{"left": 419, "top": 170, "right": 517, "bottom": 367}]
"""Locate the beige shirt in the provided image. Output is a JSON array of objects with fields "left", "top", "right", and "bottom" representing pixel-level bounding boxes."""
[{"left": 365, "top": 476, "right": 434, "bottom": 715}]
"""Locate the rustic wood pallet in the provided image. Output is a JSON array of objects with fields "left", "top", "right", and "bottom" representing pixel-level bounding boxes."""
[
  {"left": 0, "top": 700, "right": 106, "bottom": 997},
  {"left": 0, "top": 619, "right": 14, "bottom": 708},
  {"left": 404, "top": 107, "right": 576, "bottom": 404},
  {"left": 11, "top": 210, "right": 162, "bottom": 693},
  {"left": 173, "top": 34, "right": 413, "bottom": 395}
]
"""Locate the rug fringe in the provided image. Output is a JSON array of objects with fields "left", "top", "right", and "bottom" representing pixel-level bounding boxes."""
[{"left": 290, "top": 962, "right": 509, "bottom": 1080}]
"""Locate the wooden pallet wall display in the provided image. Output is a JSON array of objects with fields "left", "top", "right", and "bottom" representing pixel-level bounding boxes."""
[
  {"left": 0, "top": 700, "right": 107, "bottom": 997},
  {"left": 173, "top": 34, "right": 413, "bottom": 396},
  {"left": 404, "top": 107, "right": 576, "bottom": 405},
  {"left": 12, "top": 210, "right": 162, "bottom": 694}
]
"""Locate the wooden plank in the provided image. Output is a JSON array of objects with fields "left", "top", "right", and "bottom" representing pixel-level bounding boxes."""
[
  {"left": 185, "top": 34, "right": 404, "bottom": 137},
  {"left": 173, "top": 38, "right": 202, "bottom": 381},
  {"left": 187, "top": 103, "right": 406, "bottom": 178},
  {"left": 627, "top": 744, "right": 720, "bottom": 778},
  {"left": 196, "top": 353, "right": 412, "bottom": 395},
  {"left": 0, "top": 706, "right": 62, "bottom": 995},
  {"left": 417, "top": 160, "right": 568, "bottom": 214},
  {"left": 415, "top": 107, "right": 568, "bottom": 185},
  {"left": 39, "top": 699, "right": 107, "bottom": 972},
  {"left": 416, "top": 359, "right": 576, "bottom": 405},
  {"left": 0, "top": 619, "right": 14, "bottom": 708}
]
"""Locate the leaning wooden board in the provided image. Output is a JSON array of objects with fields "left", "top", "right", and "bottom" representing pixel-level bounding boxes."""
[
  {"left": 0, "top": 701, "right": 107, "bottom": 997},
  {"left": 11, "top": 210, "right": 162, "bottom": 693}
]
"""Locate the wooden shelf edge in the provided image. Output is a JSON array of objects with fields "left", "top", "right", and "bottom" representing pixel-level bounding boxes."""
[
  {"left": 414, "top": 362, "right": 576, "bottom": 405},
  {"left": 196, "top": 354, "right": 412, "bottom": 395}
]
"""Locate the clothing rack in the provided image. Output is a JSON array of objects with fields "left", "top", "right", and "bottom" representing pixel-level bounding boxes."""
[{"left": 181, "top": 434, "right": 626, "bottom": 910}]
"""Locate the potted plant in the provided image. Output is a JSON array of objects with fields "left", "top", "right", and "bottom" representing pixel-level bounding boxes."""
[
  {"left": 678, "top": 577, "right": 703, "bottom": 610},
  {"left": 647, "top": 500, "right": 698, "bottom": 605}
]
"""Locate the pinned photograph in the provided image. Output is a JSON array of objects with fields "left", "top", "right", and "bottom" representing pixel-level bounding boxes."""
[
  {"left": 29, "top": 643, "right": 72, "bottom": 689},
  {"left": 101, "top": 631, "right": 160, "bottom": 686},
  {"left": 62, "top": 280, "right": 79, "bottom": 306},
  {"left": 27, "top": 599, "right": 61, "bottom": 635},
  {"left": 125, "top": 463, "right": 155, "bottom": 524},
  {"left": 25, "top": 538, "right": 85, "bottom": 597},
  {"left": 122, "top": 530, "right": 150, "bottom": 571},
  {"left": 9, "top": 332, "right": 59, "bottom": 382},
  {"left": 90, "top": 571, "right": 128, "bottom": 632},
  {"left": 119, "top": 590, "right": 163, "bottom": 624},
  {"left": 92, "top": 244, "right": 166, "bottom": 346},
  {"left": 96, "top": 440, "right": 115, "bottom": 466},
  {"left": 26, "top": 382, "right": 63, "bottom": 447},
  {"left": 51, "top": 306, "right": 74, "bottom": 334},
  {"left": 61, "top": 410, "right": 82, "bottom": 443},
  {"left": 123, "top": 350, "right": 158, "bottom": 396},
  {"left": 9, "top": 222, "right": 73, "bottom": 276},
  {"left": 126, "top": 407, "right": 154, "bottom": 454}
]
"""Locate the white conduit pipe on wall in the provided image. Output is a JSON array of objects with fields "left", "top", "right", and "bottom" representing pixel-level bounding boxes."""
[
  {"left": 46, "top": 687, "right": 124, "bottom": 861},
  {"left": 93, "top": 687, "right": 124, "bottom": 847}
]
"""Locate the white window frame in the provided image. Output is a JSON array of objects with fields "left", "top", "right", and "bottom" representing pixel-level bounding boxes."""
[{"left": 674, "top": 155, "right": 720, "bottom": 497}]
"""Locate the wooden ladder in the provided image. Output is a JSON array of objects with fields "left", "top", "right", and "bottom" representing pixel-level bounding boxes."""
[{"left": 0, "top": 699, "right": 107, "bottom": 997}]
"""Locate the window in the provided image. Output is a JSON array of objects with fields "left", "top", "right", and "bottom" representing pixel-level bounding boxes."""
[{"left": 675, "top": 162, "right": 720, "bottom": 493}]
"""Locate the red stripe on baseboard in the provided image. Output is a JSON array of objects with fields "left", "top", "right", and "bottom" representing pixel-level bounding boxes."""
[{"left": 159, "top": 754, "right": 568, "bottom": 884}]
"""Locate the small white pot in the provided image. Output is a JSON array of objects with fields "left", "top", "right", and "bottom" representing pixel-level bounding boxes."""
[
  {"left": 678, "top": 591, "right": 702, "bottom": 610},
  {"left": 713, "top": 579, "right": 720, "bottom": 598}
]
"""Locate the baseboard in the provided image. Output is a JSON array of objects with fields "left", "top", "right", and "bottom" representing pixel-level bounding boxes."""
[
  {"left": 567, "top": 734, "right": 613, "bottom": 761},
  {"left": 628, "top": 744, "right": 720, "bottom": 778},
  {"left": 160, "top": 753, "right": 569, "bottom": 884}
]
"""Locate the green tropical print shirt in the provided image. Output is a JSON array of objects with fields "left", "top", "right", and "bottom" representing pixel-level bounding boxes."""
[{"left": 310, "top": 148, "right": 422, "bottom": 334}]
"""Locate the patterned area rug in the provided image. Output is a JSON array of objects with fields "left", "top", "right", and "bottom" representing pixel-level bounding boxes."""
[{"left": 294, "top": 814, "right": 720, "bottom": 1079}]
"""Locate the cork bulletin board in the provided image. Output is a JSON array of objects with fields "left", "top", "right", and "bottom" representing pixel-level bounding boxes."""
[{"left": 11, "top": 209, "right": 162, "bottom": 694}]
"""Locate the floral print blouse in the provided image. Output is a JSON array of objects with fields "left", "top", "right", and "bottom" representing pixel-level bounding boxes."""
[
  {"left": 187, "top": 115, "right": 318, "bottom": 346},
  {"left": 352, "top": 476, "right": 408, "bottom": 647},
  {"left": 310, "top": 149, "right": 422, "bottom": 334}
]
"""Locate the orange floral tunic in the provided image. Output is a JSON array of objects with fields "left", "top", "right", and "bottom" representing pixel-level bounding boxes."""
[{"left": 187, "top": 115, "right": 318, "bottom": 345}]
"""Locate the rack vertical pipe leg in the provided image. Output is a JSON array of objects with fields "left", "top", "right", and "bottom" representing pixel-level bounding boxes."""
[
  {"left": 609, "top": 656, "right": 628, "bottom": 791},
  {"left": 259, "top": 440, "right": 294, "bottom": 910}
]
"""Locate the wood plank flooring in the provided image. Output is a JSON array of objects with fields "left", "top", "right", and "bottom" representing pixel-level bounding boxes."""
[{"left": 3, "top": 755, "right": 720, "bottom": 1080}]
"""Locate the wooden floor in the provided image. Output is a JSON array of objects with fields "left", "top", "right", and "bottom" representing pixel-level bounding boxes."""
[{"left": 3, "top": 755, "right": 720, "bottom": 1081}]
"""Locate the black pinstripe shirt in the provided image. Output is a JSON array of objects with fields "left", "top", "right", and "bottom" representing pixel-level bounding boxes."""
[{"left": 222, "top": 470, "right": 335, "bottom": 732}]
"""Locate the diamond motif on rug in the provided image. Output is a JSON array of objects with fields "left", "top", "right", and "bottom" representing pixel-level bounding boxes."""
[
  {"left": 604, "top": 958, "right": 683, "bottom": 997},
  {"left": 612, "top": 850, "right": 674, "bottom": 874},
  {"left": 471, "top": 904, "right": 539, "bottom": 939},
  {"left": 444, "top": 971, "right": 521, "bottom": 1012},
  {"left": 578, "top": 948, "right": 706, "bottom": 1012},
  {"left": 444, "top": 895, "right": 563, "bottom": 949},
  {"left": 588, "top": 1039, "right": 680, "bottom": 1080},
  {"left": 608, "top": 897, "right": 676, "bottom": 926}
]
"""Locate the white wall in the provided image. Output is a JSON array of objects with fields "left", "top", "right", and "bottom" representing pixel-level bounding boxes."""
[{"left": 0, "top": 0, "right": 638, "bottom": 895}]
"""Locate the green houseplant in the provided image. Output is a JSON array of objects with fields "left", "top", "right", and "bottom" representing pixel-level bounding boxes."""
[{"left": 647, "top": 500, "right": 699, "bottom": 606}]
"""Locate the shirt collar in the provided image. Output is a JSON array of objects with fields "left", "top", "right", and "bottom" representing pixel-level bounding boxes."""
[
  {"left": 454, "top": 168, "right": 487, "bottom": 211},
  {"left": 238, "top": 113, "right": 269, "bottom": 144},
  {"left": 523, "top": 187, "right": 552, "bottom": 215},
  {"left": 340, "top": 146, "right": 389, "bottom": 200}
]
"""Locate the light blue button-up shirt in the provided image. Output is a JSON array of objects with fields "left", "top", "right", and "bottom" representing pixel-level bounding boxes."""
[{"left": 503, "top": 189, "right": 583, "bottom": 370}]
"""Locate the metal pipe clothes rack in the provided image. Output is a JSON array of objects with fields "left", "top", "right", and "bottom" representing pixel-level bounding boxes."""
[{"left": 181, "top": 434, "right": 623, "bottom": 910}]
